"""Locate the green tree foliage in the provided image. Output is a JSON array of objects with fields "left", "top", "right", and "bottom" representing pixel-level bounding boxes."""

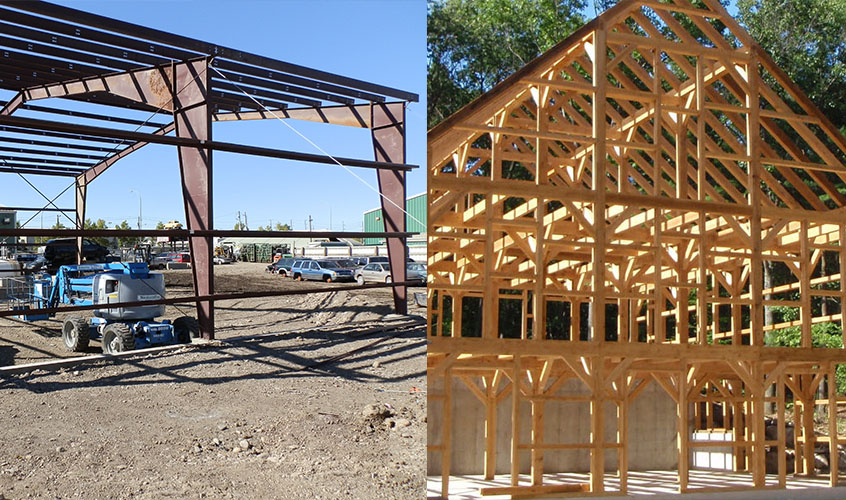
[
  {"left": 233, "top": 221, "right": 246, "bottom": 231},
  {"left": 275, "top": 222, "right": 291, "bottom": 231},
  {"left": 114, "top": 220, "right": 140, "bottom": 248},
  {"left": 765, "top": 320, "right": 846, "bottom": 393},
  {"left": 83, "top": 218, "right": 109, "bottom": 247},
  {"left": 427, "top": 0, "right": 586, "bottom": 128},
  {"left": 155, "top": 221, "right": 165, "bottom": 230},
  {"left": 737, "top": 0, "right": 846, "bottom": 131}
]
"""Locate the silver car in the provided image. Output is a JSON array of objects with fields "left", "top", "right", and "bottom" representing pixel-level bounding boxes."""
[{"left": 355, "top": 262, "right": 426, "bottom": 285}]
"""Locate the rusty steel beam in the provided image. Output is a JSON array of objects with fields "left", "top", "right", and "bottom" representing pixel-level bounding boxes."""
[
  {"left": 212, "top": 69, "right": 355, "bottom": 105},
  {"left": 0, "top": 124, "right": 131, "bottom": 145},
  {"left": 0, "top": 144, "right": 112, "bottom": 161},
  {"left": 212, "top": 79, "right": 322, "bottom": 108},
  {"left": 372, "top": 102, "right": 408, "bottom": 315},
  {"left": 0, "top": 115, "right": 416, "bottom": 171},
  {"left": 0, "top": 100, "right": 169, "bottom": 127},
  {"left": 213, "top": 103, "right": 372, "bottom": 128},
  {"left": 174, "top": 58, "right": 215, "bottom": 340},
  {"left": 0, "top": 134, "right": 129, "bottom": 153},
  {"left": 0, "top": 166, "right": 80, "bottom": 177},
  {"left": 21, "top": 62, "right": 183, "bottom": 111},
  {"left": 2, "top": 1, "right": 419, "bottom": 102},
  {"left": 212, "top": 59, "right": 388, "bottom": 103},
  {"left": 0, "top": 206, "right": 72, "bottom": 212},
  {"left": 0, "top": 92, "right": 24, "bottom": 116}
]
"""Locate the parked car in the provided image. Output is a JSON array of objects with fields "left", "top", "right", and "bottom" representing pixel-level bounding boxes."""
[
  {"left": 213, "top": 255, "right": 232, "bottom": 265},
  {"left": 290, "top": 259, "right": 310, "bottom": 280},
  {"left": 149, "top": 253, "right": 169, "bottom": 270},
  {"left": 299, "top": 260, "right": 355, "bottom": 282},
  {"left": 355, "top": 262, "right": 392, "bottom": 284},
  {"left": 276, "top": 257, "right": 299, "bottom": 277},
  {"left": 406, "top": 262, "right": 427, "bottom": 284},
  {"left": 171, "top": 252, "right": 191, "bottom": 264},
  {"left": 355, "top": 262, "right": 426, "bottom": 285},
  {"left": 267, "top": 257, "right": 298, "bottom": 276},
  {"left": 42, "top": 237, "right": 109, "bottom": 268}
]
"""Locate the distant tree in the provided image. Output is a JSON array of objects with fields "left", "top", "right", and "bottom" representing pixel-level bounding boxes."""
[
  {"left": 82, "top": 218, "right": 109, "bottom": 247},
  {"left": 737, "top": 0, "right": 846, "bottom": 132},
  {"left": 155, "top": 221, "right": 165, "bottom": 230},
  {"left": 427, "top": 0, "right": 587, "bottom": 127},
  {"left": 114, "top": 220, "right": 139, "bottom": 247},
  {"left": 233, "top": 221, "right": 246, "bottom": 231},
  {"left": 275, "top": 222, "right": 291, "bottom": 231}
]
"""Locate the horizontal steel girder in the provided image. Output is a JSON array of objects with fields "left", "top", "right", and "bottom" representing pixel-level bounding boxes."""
[{"left": 0, "top": 115, "right": 416, "bottom": 171}]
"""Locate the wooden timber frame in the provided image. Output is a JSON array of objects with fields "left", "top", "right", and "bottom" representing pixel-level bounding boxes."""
[
  {"left": 427, "top": 0, "right": 846, "bottom": 496},
  {"left": 0, "top": 1, "right": 418, "bottom": 339}
]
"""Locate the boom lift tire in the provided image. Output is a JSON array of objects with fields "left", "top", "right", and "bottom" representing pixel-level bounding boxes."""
[
  {"left": 62, "top": 317, "right": 90, "bottom": 352},
  {"left": 102, "top": 323, "right": 135, "bottom": 354},
  {"left": 173, "top": 316, "right": 200, "bottom": 342}
]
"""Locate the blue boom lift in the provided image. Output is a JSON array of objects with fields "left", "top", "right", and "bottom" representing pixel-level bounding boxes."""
[{"left": 26, "top": 262, "right": 197, "bottom": 354}]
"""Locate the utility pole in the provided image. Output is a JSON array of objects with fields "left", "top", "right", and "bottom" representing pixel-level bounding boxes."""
[
  {"left": 244, "top": 212, "right": 249, "bottom": 231},
  {"left": 308, "top": 215, "right": 313, "bottom": 242},
  {"left": 237, "top": 211, "right": 242, "bottom": 230}
]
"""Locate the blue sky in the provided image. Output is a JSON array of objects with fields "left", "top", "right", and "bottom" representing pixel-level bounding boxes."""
[{"left": 0, "top": 0, "right": 426, "bottom": 232}]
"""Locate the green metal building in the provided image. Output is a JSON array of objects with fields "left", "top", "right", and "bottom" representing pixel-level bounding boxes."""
[{"left": 363, "top": 192, "right": 426, "bottom": 246}]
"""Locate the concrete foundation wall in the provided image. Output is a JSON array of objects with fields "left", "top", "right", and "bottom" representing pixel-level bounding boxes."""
[{"left": 428, "top": 376, "right": 678, "bottom": 475}]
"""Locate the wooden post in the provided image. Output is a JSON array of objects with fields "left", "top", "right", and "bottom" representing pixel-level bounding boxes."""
[
  {"left": 620, "top": 383, "right": 629, "bottom": 494},
  {"left": 512, "top": 356, "right": 521, "bottom": 487},
  {"left": 484, "top": 373, "right": 498, "bottom": 480},
  {"left": 829, "top": 363, "right": 839, "bottom": 486},
  {"left": 531, "top": 398, "right": 545, "bottom": 485},
  {"left": 442, "top": 368, "right": 452, "bottom": 498},
  {"left": 591, "top": 25, "right": 608, "bottom": 342},
  {"left": 841, "top": 226, "right": 846, "bottom": 347},
  {"left": 679, "top": 365, "right": 690, "bottom": 492},
  {"left": 752, "top": 362, "right": 765, "bottom": 487},
  {"left": 777, "top": 371, "right": 786, "bottom": 487},
  {"left": 800, "top": 219, "right": 812, "bottom": 348},
  {"left": 572, "top": 300, "right": 581, "bottom": 341},
  {"left": 746, "top": 56, "right": 764, "bottom": 347},
  {"left": 590, "top": 356, "right": 605, "bottom": 493}
]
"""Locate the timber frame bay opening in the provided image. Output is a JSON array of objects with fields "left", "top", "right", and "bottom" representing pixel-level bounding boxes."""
[{"left": 427, "top": 0, "right": 846, "bottom": 497}]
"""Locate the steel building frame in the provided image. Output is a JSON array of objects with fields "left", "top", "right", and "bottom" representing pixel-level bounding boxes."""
[
  {"left": 428, "top": 0, "right": 846, "bottom": 496},
  {"left": 0, "top": 1, "right": 418, "bottom": 339}
]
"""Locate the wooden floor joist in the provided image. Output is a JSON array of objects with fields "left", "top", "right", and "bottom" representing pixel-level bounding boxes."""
[{"left": 427, "top": 0, "right": 846, "bottom": 497}]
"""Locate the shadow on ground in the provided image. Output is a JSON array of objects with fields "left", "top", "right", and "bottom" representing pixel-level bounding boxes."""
[{"left": 0, "top": 324, "right": 426, "bottom": 394}]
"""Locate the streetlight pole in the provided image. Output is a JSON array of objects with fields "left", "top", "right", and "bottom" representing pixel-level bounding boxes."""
[{"left": 129, "top": 190, "right": 142, "bottom": 230}]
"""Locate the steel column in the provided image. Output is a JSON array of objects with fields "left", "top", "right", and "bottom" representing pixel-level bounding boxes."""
[
  {"left": 173, "top": 58, "right": 214, "bottom": 339},
  {"left": 372, "top": 102, "right": 407, "bottom": 315},
  {"left": 74, "top": 178, "right": 86, "bottom": 265}
]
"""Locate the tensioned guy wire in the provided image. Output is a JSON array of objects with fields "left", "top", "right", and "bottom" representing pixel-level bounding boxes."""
[{"left": 210, "top": 65, "right": 424, "bottom": 229}]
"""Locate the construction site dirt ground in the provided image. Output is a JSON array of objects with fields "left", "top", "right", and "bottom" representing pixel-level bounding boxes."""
[{"left": 0, "top": 263, "right": 427, "bottom": 499}]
